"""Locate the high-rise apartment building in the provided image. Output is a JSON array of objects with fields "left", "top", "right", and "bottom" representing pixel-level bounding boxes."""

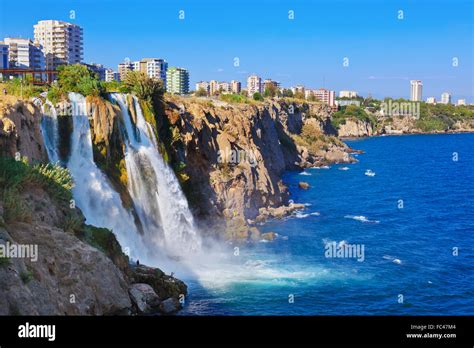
[
  {"left": 34, "top": 20, "right": 83, "bottom": 70},
  {"left": 3, "top": 38, "right": 44, "bottom": 70},
  {"left": 410, "top": 80, "right": 423, "bottom": 101},
  {"left": 441, "top": 92, "right": 451, "bottom": 104},
  {"left": 118, "top": 62, "right": 133, "bottom": 81},
  {"left": 457, "top": 99, "right": 466, "bottom": 106},
  {"left": 166, "top": 67, "right": 189, "bottom": 94},
  {"left": 247, "top": 75, "right": 262, "bottom": 96},
  {"left": 291, "top": 85, "right": 305, "bottom": 95},
  {"left": 426, "top": 97, "right": 436, "bottom": 104},
  {"left": 85, "top": 63, "right": 106, "bottom": 80}
]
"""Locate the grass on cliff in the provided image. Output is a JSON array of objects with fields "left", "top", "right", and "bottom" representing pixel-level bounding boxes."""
[
  {"left": 1, "top": 80, "right": 47, "bottom": 99},
  {"left": 292, "top": 122, "right": 342, "bottom": 154},
  {"left": 0, "top": 157, "right": 73, "bottom": 223}
]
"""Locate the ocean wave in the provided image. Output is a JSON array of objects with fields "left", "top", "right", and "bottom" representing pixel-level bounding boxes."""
[
  {"left": 339, "top": 166, "right": 350, "bottom": 171},
  {"left": 383, "top": 255, "right": 402, "bottom": 264},
  {"left": 299, "top": 171, "right": 312, "bottom": 176},
  {"left": 344, "top": 215, "right": 380, "bottom": 224}
]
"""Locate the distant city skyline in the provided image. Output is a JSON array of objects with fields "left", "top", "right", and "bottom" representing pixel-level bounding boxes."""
[{"left": 0, "top": 0, "right": 472, "bottom": 102}]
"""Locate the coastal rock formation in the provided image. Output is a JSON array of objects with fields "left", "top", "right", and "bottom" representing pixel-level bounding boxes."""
[
  {"left": 337, "top": 118, "right": 374, "bottom": 137},
  {"left": 160, "top": 97, "right": 353, "bottom": 238},
  {"left": 0, "top": 95, "right": 47, "bottom": 162}
]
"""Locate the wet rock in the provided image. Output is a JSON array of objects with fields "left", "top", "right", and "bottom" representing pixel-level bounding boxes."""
[{"left": 159, "top": 297, "right": 181, "bottom": 315}]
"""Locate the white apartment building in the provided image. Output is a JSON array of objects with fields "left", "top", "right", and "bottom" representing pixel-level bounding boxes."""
[
  {"left": 105, "top": 68, "right": 119, "bottom": 82},
  {"left": 247, "top": 75, "right": 262, "bottom": 96},
  {"left": 426, "top": 97, "right": 436, "bottom": 104},
  {"left": 3, "top": 38, "right": 45, "bottom": 70},
  {"left": 410, "top": 80, "right": 423, "bottom": 101},
  {"left": 132, "top": 58, "right": 168, "bottom": 85},
  {"left": 441, "top": 92, "right": 451, "bottom": 104},
  {"left": 219, "top": 82, "right": 231, "bottom": 94},
  {"left": 339, "top": 90, "right": 358, "bottom": 98},
  {"left": 457, "top": 99, "right": 466, "bottom": 106},
  {"left": 34, "top": 20, "right": 83, "bottom": 70}
]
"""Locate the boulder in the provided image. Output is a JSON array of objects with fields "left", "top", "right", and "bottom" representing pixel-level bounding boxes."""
[
  {"left": 128, "top": 283, "right": 161, "bottom": 314},
  {"left": 298, "top": 181, "right": 310, "bottom": 190},
  {"left": 159, "top": 297, "right": 181, "bottom": 315}
]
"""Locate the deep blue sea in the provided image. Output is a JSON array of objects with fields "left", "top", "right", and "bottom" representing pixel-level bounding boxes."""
[{"left": 181, "top": 134, "right": 474, "bottom": 315}]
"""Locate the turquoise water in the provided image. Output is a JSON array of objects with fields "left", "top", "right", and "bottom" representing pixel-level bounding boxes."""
[{"left": 181, "top": 134, "right": 474, "bottom": 315}]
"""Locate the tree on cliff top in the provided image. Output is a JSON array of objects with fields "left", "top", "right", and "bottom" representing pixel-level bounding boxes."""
[
  {"left": 122, "top": 71, "right": 164, "bottom": 104},
  {"left": 47, "top": 64, "right": 105, "bottom": 102}
]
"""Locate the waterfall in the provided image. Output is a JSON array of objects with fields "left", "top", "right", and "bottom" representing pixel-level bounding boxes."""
[
  {"left": 66, "top": 92, "right": 149, "bottom": 262},
  {"left": 110, "top": 93, "right": 202, "bottom": 257},
  {"left": 40, "top": 101, "right": 60, "bottom": 163}
]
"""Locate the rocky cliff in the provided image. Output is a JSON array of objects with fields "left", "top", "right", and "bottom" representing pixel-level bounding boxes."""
[
  {"left": 0, "top": 96, "right": 186, "bottom": 315},
  {"left": 0, "top": 95, "right": 47, "bottom": 162},
  {"left": 157, "top": 97, "right": 354, "bottom": 239}
]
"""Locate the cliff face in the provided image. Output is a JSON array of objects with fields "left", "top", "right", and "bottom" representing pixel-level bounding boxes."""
[
  {"left": 0, "top": 95, "right": 47, "bottom": 162},
  {"left": 159, "top": 97, "right": 353, "bottom": 238},
  {"left": 337, "top": 116, "right": 474, "bottom": 138},
  {"left": 0, "top": 96, "right": 187, "bottom": 315}
]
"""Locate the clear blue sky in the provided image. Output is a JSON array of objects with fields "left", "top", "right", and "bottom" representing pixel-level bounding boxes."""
[{"left": 1, "top": 0, "right": 473, "bottom": 101}]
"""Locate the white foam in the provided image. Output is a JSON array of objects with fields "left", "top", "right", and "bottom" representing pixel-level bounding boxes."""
[{"left": 344, "top": 215, "right": 380, "bottom": 224}]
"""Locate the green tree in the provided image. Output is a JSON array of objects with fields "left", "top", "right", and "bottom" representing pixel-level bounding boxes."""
[
  {"left": 122, "top": 71, "right": 164, "bottom": 102},
  {"left": 253, "top": 92, "right": 264, "bottom": 101},
  {"left": 282, "top": 89, "right": 294, "bottom": 98},
  {"left": 264, "top": 84, "right": 278, "bottom": 98}
]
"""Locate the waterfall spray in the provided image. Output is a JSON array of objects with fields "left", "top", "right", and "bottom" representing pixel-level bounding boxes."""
[{"left": 110, "top": 93, "right": 202, "bottom": 258}]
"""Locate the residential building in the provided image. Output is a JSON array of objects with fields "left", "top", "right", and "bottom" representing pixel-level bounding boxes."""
[
  {"left": 410, "top": 80, "right": 423, "bottom": 101},
  {"left": 219, "top": 81, "right": 231, "bottom": 94},
  {"left": 3, "top": 38, "right": 44, "bottom": 70},
  {"left": 195, "top": 81, "right": 210, "bottom": 95},
  {"left": 291, "top": 85, "right": 305, "bottom": 95},
  {"left": 0, "top": 42, "right": 8, "bottom": 69},
  {"left": 132, "top": 58, "right": 168, "bottom": 85},
  {"left": 339, "top": 90, "right": 358, "bottom": 98},
  {"left": 311, "top": 88, "right": 336, "bottom": 107},
  {"left": 426, "top": 97, "right": 436, "bottom": 104},
  {"left": 231, "top": 80, "right": 241, "bottom": 94},
  {"left": 105, "top": 68, "right": 119, "bottom": 82},
  {"left": 209, "top": 80, "right": 220, "bottom": 95},
  {"left": 34, "top": 20, "right": 83, "bottom": 70},
  {"left": 247, "top": 75, "right": 262, "bottom": 96},
  {"left": 118, "top": 62, "right": 133, "bottom": 81},
  {"left": 263, "top": 79, "right": 280, "bottom": 91},
  {"left": 457, "top": 99, "right": 466, "bottom": 106},
  {"left": 441, "top": 92, "right": 451, "bottom": 104},
  {"left": 166, "top": 67, "right": 189, "bottom": 94},
  {"left": 85, "top": 63, "right": 106, "bottom": 80}
]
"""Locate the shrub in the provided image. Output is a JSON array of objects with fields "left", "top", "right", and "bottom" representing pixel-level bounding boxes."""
[
  {"left": 253, "top": 92, "right": 264, "bottom": 101},
  {"left": 219, "top": 93, "right": 251, "bottom": 104}
]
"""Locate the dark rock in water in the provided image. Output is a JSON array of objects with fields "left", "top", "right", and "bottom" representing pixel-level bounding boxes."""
[
  {"left": 159, "top": 297, "right": 181, "bottom": 315},
  {"left": 248, "top": 227, "right": 261, "bottom": 241},
  {"left": 128, "top": 283, "right": 161, "bottom": 314},
  {"left": 298, "top": 181, "right": 310, "bottom": 190}
]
